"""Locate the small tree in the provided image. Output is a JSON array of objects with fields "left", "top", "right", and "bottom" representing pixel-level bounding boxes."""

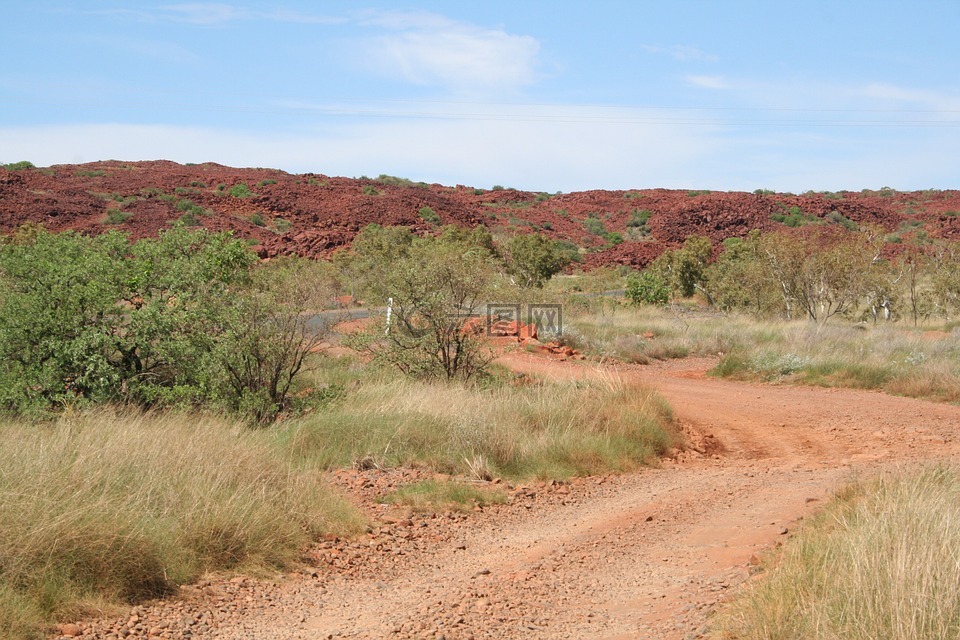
[
  {"left": 626, "top": 271, "right": 669, "bottom": 306},
  {"left": 649, "top": 235, "right": 712, "bottom": 299},
  {"left": 506, "top": 233, "right": 569, "bottom": 288},
  {"left": 349, "top": 235, "right": 496, "bottom": 380}
]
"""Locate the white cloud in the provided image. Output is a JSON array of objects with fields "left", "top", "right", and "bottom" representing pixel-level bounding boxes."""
[
  {"left": 641, "top": 44, "right": 718, "bottom": 63},
  {"left": 0, "top": 112, "right": 710, "bottom": 192},
  {"left": 353, "top": 11, "right": 541, "bottom": 94},
  {"left": 858, "top": 82, "right": 960, "bottom": 113},
  {"left": 88, "top": 4, "right": 343, "bottom": 26},
  {"left": 2, "top": 101, "right": 957, "bottom": 193},
  {"left": 158, "top": 3, "right": 242, "bottom": 25},
  {"left": 686, "top": 75, "right": 729, "bottom": 90}
]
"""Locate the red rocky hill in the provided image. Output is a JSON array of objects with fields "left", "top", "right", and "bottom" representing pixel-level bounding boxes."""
[{"left": 2, "top": 160, "right": 959, "bottom": 267}]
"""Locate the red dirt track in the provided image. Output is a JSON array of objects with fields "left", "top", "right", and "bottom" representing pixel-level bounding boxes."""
[
  {"left": 59, "top": 352, "right": 960, "bottom": 640},
  {"left": 4, "top": 161, "right": 960, "bottom": 267}
]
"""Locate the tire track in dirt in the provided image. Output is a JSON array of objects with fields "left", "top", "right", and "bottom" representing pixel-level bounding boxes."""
[{"left": 70, "top": 353, "right": 960, "bottom": 640}]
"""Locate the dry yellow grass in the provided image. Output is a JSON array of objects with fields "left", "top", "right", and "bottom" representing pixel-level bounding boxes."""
[
  {"left": 0, "top": 409, "right": 364, "bottom": 640},
  {"left": 279, "top": 372, "right": 678, "bottom": 480},
  {"left": 712, "top": 465, "right": 960, "bottom": 640}
]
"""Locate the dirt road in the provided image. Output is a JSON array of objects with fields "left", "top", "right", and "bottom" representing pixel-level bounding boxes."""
[{"left": 73, "top": 354, "right": 960, "bottom": 640}]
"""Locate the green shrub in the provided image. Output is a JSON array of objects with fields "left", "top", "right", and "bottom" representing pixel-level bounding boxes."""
[
  {"left": 627, "top": 209, "right": 652, "bottom": 227},
  {"left": 772, "top": 205, "right": 820, "bottom": 227},
  {"left": 177, "top": 212, "right": 200, "bottom": 226},
  {"left": 418, "top": 206, "right": 440, "bottom": 223},
  {"left": 75, "top": 170, "right": 105, "bottom": 177},
  {"left": 376, "top": 174, "right": 427, "bottom": 188},
  {"left": 250, "top": 213, "right": 266, "bottom": 227},
  {"left": 273, "top": 217, "right": 292, "bottom": 232},
  {"left": 257, "top": 179, "right": 277, "bottom": 187},
  {"left": 0, "top": 228, "right": 331, "bottom": 422},
  {"left": 361, "top": 185, "right": 380, "bottom": 196},
  {"left": 583, "top": 216, "right": 608, "bottom": 237},
  {"left": 1, "top": 161, "right": 34, "bottom": 171},
  {"left": 626, "top": 271, "right": 669, "bottom": 306},
  {"left": 105, "top": 210, "right": 132, "bottom": 225},
  {"left": 228, "top": 183, "right": 253, "bottom": 198},
  {"left": 826, "top": 210, "right": 858, "bottom": 230}
]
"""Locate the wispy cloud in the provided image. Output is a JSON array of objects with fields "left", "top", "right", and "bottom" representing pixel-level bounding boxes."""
[
  {"left": 686, "top": 75, "right": 729, "bottom": 90},
  {"left": 85, "top": 4, "right": 343, "bottom": 26},
  {"left": 642, "top": 44, "right": 718, "bottom": 63},
  {"left": 158, "top": 3, "right": 241, "bottom": 25},
  {"left": 858, "top": 82, "right": 960, "bottom": 112},
  {"left": 353, "top": 11, "right": 541, "bottom": 94}
]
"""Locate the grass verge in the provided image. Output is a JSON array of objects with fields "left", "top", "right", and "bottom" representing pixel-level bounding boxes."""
[
  {"left": 278, "top": 370, "right": 677, "bottom": 481},
  {"left": 382, "top": 479, "right": 508, "bottom": 512},
  {"left": 0, "top": 409, "right": 364, "bottom": 640},
  {"left": 712, "top": 464, "right": 960, "bottom": 640},
  {"left": 710, "top": 321, "right": 960, "bottom": 402},
  {"left": 567, "top": 307, "right": 960, "bottom": 403}
]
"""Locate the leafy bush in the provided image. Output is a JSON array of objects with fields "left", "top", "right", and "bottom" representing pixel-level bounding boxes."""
[
  {"left": 250, "top": 212, "right": 266, "bottom": 227},
  {"left": 361, "top": 185, "right": 380, "bottom": 196},
  {"left": 105, "top": 210, "right": 132, "bottom": 225},
  {"left": 229, "top": 183, "right": 253, "bottom": 198},
  {"left": 627, "top": 208, "right": 652, "bottom": 227},
  {"left": 178, "top": 212, "right": 201, "bottom": 226},
  {"left": 1, "top": 161, "right": 34, "bottom": 171},
  {"left": 826, "top": 210, "right": 858, "bottom": 230},
  {"left": 772, "top": 205, "right": 820, "bottom": 227},
  {"left": 376, "top": 174, "right": 427, "bottom": 188},
  {"left": 0, "top": 227, "right": 330, "bottom": 422},
  {"left": 344, "top": 231, "right": 497, "bottom": 380},
  {"left": 506, "top": 233, "right": 570, "bottom": 288},
  {"left": 419, "top": 206, "right": 440, "bottom": 223},
  {"left": 257, "top": 179, "right": 277, "bottom": 187},
  {"left": 626, "top": 271, "right": 669, "bottom": 306}
]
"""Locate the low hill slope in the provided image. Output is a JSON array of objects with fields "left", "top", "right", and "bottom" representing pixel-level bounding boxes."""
[{"left": 2, "top": 160, "right": 959, "bottom": 266}]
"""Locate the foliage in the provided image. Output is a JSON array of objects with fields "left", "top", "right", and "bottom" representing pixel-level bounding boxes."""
[
  {"left": 0, "top": 227, "right": 328, "bottom": 421},
  {"left": 625, "top": 271, "right": 669, "bottom": 306},
  {"left": 705, "top": 233, "right": 782, "bottom": 315},
  {"left": 105, "top": 210, "right": 132, "bottom": 225},
  {"left": 756, "top": 228, "right": 885, "bottom": 323},
  {"left": 649, "top": 235, "right": 712, "bottom": 298},
  {"left": 250, "top": 212, "right": 266, "bottom": 226},
  {"left": 1, "top": 161, "right": 34, "bottom": 171},
  {"left": 505, "top": 233, "right": 570, "bottom": 288},
  {"left": 419, "top": 206, "right": 440, "bottom": 223},
  {"left": 345, "top": 232, "right": 498, "bottom": 380},
  {"left": 361, "top": 185, "right": 380, "bottom": 196},
  {"left": 772, "top": 205, "right": 820, "bottom": 227},
  {"left": 228, "top": 183, "right": 253, "bottom": 198},
  {"left": 376, "top": 174, "right": 428, "bottom": 188}
]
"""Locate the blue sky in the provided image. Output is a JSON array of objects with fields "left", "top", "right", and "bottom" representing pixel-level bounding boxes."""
[{"left": 2, "top": 1, "right": 959, "bottom": 192}]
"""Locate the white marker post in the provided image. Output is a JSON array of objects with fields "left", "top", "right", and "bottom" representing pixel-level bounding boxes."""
[{"left": 385, "top": 297, "right": 393, "bottom": 335}]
